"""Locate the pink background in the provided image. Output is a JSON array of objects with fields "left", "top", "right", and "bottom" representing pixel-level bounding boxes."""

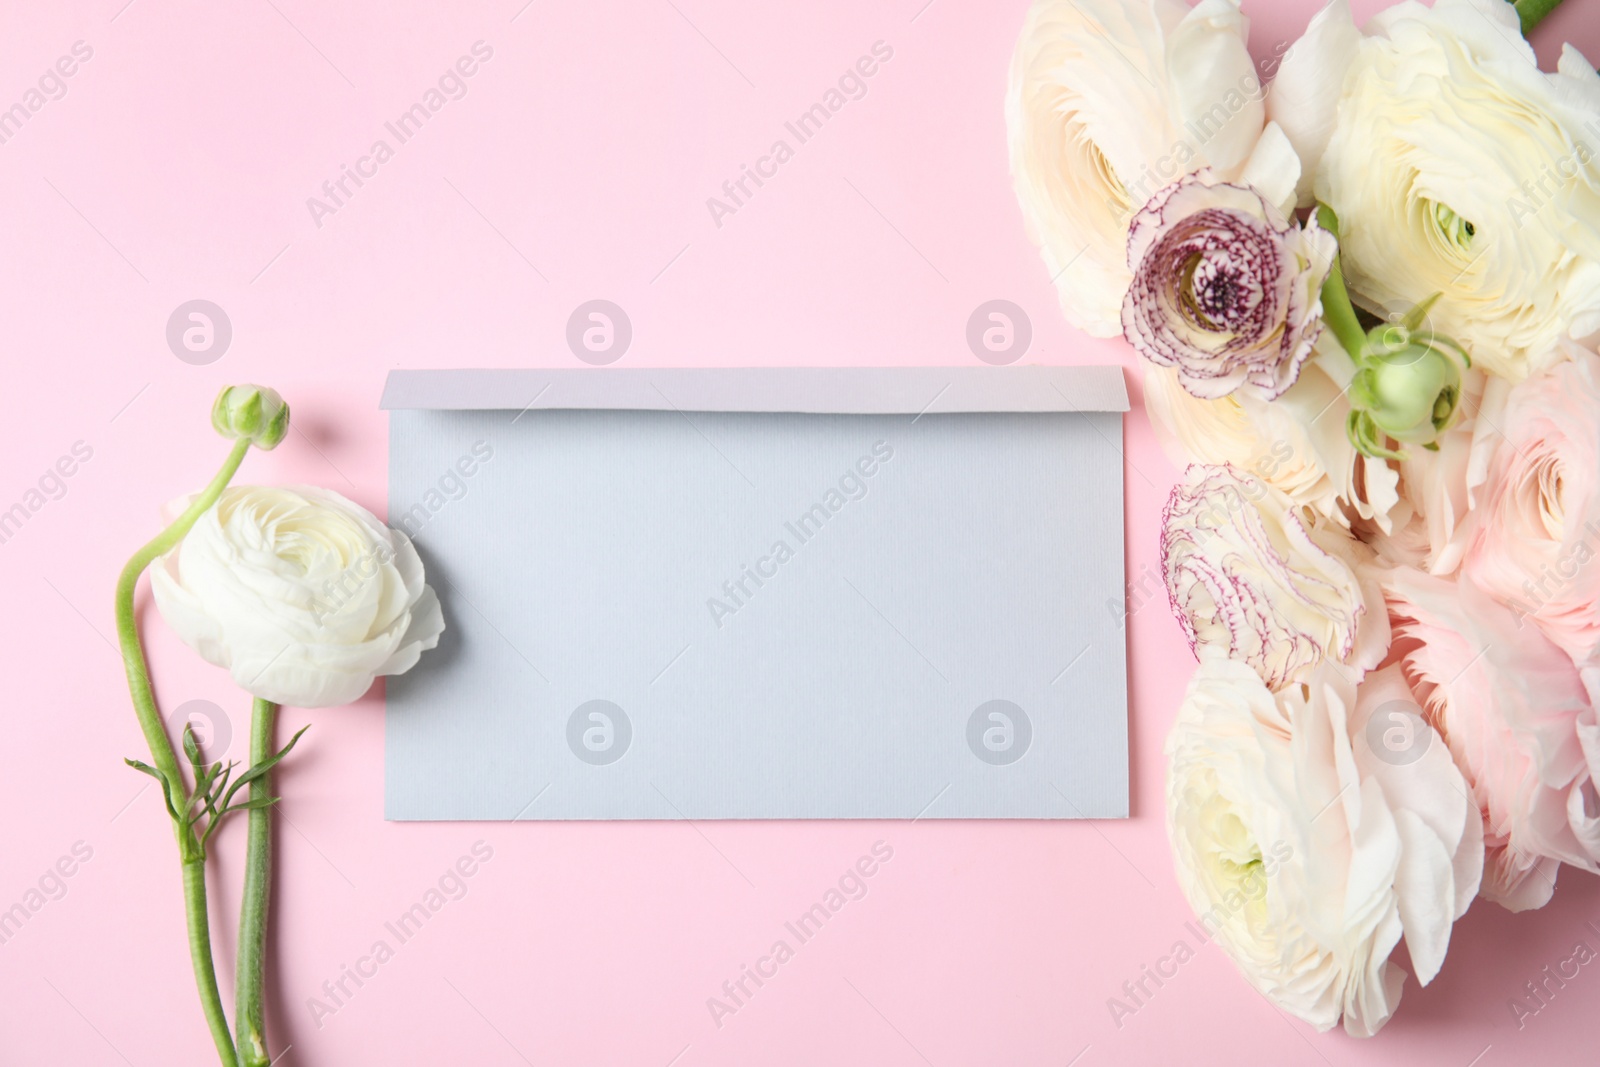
[{"left": 5, "top": 1, "right": 1600, "bottom": 1064}]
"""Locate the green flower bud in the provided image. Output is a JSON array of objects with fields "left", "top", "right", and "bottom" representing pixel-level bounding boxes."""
[
  {"left": 212, "top": 385, "right": 290, "bottom": 450},
  {"left": 1344, "top": 298, "right": 1469, "bottom": 461}
]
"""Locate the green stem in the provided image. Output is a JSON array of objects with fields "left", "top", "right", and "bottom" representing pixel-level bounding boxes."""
[
  {"left": 182, "top": 860, "right": 236, "bottom": 1067},
  {"left": 115, "top": 437, "right": 251, "bottom": 785},
  {"left": 235, "top": 699, "right": 278, "bottom": 1067},
  {"left": 115, "top": 436, "right": 250, "bottom": 1067},
  {"left": 1515, "top": 0, "right": 1565, "bottom": 35},
  {"left": 1315, "top": 203, "right": 1367, "bottom": 365},
  {"left": 1320, "top": 263, "right": 1367, "bottom": 364}
]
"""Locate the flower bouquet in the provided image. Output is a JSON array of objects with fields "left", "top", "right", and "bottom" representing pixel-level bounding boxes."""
[{"left": 1010, "top": 0, "right": 1600, "bottom": 1036}]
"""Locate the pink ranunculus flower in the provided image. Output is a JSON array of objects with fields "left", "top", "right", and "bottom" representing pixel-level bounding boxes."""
[
  {"left": 1462, "top": 346, "right": 1600, "bottom": 666},
  {"left": 1161, "top": 464, "right": 1387, "bottom": 692},
  {"left": 1123, "top": 171, "right": 1336, "bottom": 401},
  {"left": 1384, "top": 566, "right": 1600, "bottom": 911}
]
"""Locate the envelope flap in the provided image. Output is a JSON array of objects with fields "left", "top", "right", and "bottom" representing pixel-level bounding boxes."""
[{"left": 379, "top": 367, "right": 1130, "bottom": 415}]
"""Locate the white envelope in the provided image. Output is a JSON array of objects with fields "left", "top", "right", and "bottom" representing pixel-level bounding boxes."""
[{"left": 382, "top": 367, "right": 1130, "bottom": 820}]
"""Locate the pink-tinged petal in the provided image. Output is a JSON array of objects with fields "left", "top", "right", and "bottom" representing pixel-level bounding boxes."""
[
  {"left": 1384, "top": 566, "right": 1600, "bottom": 908},
  {"left": 1463, "top": 348, "right": 1600, "bottom": 667}
]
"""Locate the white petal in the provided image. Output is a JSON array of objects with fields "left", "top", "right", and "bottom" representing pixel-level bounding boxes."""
[
  {"left": 377, "top": 585, "right": 446, "bottom": 679},
  {"left": 1391, "top": 808, "right": 1456, "bottom": 985},
  {"left": 1237, "top": 121, "right": 1302, "bottom": 216},
  {"left": 1479, "top": 848, "right": 1558, "bottom": 912},
  {"left": 1167, "top": 0, "right": 1263, "bottom": 176},
  {"left": 150, "top": 549, "right": 231, "bottom": 670},
  {"left": 1265, "top": 0, "right": 1361, "bottom": 207}
]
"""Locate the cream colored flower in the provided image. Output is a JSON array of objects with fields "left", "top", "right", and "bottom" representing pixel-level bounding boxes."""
[
  {"left": 1166, "top": 658, "right": 1482, "bottom": 1036},
  {"left": 1161, "top": 464, "right": 1386, "bottom": 690},
  {"left": 1141, "top": 346, "right": 1399, "bottom": 531},
  {"left": 1007, "top": 0, "right": 1299, "bottom": 335},
  {"left": 153, "top": 486, "right": 444, "bottom": 708},
  {"left": 1277, "top": 0, "right": 1600, "bottom": 378}
]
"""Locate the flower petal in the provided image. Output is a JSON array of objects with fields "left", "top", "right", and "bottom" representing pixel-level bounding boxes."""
[{"left": 1266, "top": 0, "right": 1361, "bottom": 207}]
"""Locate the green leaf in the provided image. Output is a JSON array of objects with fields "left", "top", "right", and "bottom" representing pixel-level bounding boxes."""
[
  {"left": 1515, "top": 0, "right": 1567, "bottom": 37},
  {"left": 125, "top": 758, "right": 181, "bottom": 821},
  {"left": 211, "top": 762, "right": 234, "bottom": 802},
  {"left": 182, "top": 723, "right": 205, "bottom": 773},
  {"left": 1315, "top": 202, "right": 1341, "bottom": 237},
  {"left": 219, "top": 725, "right": 310, "bottom": 810},
  {"left": 1400, "top": 292, "right": 1442, "bottom": 333},
  {"left": 191, "top": 760, "right": 221, "bottom": 798},
  {"left": 125, "top": 756, "right": 163, "bottom": 780},
  {"left": 1346, "top": 410, "right": 1407, "bottom": 462},
  {"left": 276, "top": 724, "right": 311, "bottom": 760},
  {"left": 186, "top": 760, "right": 236, "bottom": 822}
]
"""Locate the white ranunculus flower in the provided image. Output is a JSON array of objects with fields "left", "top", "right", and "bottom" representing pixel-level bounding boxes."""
[
  {"left": 1007, "top": 0, "right": 1300, "bottom": 335},
  {"left": 1161, "top": 464, "right": 1387, "bottom": 691},
  {"left": 1166, "top": 658, "right": 1482, "bottom": 1036},
  {"left": 153, "top": 486, "right": 444, "bottom": 708},
  {"left": 1274, "top": 0, "right": 1600, "bottom": 379},
  {"left": 1264, "top": 0, "right": 1362, "bottom": 208},
  {"left": 1142, "top": 349, "right": 1400, "bottom": 532}
]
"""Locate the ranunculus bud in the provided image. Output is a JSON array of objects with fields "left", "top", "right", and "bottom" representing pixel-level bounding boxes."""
[
  {"left": 1345, "top": 302, "right": 1469, "bottom": 460},
  {"left": 212, "top": 385, "right": 289, "bottom": 450},
  {"left": 1123, "top": 171, "right": 1336, "bottom": 401}
]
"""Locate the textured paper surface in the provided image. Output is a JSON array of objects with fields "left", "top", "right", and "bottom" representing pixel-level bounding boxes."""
[{"left": 384, "top": 369, "right": 1128, "bottom": 820}]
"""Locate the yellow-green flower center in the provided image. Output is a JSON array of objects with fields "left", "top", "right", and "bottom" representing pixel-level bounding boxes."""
[{"left": 1429, "top": 200, "right": 1475, "bottom": 252}]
